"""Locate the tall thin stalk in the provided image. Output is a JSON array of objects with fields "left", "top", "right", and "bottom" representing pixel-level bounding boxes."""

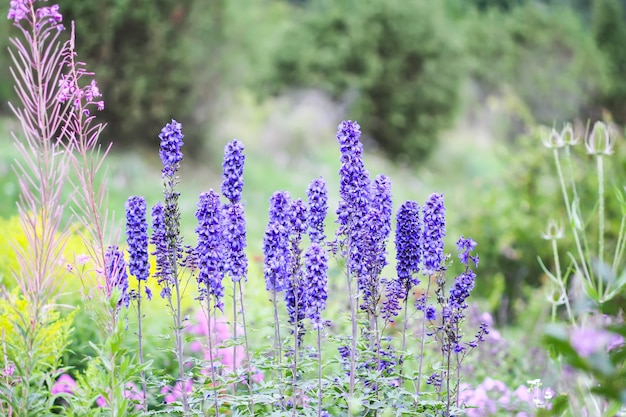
[{"left": 596, "top": 154, "right": 606, "bottom": 297}]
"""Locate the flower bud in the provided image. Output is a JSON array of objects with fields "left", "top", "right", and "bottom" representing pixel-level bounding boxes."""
[
  {"left": 542, "top": 128, "right": 564, "bottom": 149},
  {"left": 542, "top": 219, "right": 564, "bottom": 240},
  {"left": 560, "top": 123, "right": 579, "bottom": 146},
  {"left": 585, "top": 121, "right": 614, "bottom": 155}
]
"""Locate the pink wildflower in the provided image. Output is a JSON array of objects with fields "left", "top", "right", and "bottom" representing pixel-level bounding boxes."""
[{"left": 51, "top": 373, "right": 76, "bottom": 395}]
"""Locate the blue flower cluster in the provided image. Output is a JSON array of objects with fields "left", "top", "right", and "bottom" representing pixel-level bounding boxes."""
[
  {"left": 195, "top": 190, "right": 225, "bottom": 310},
  {"left": 104, "top": 245, "right": 129, "bottom": 308},
  {"left": 221, "top": 140, "right": 245, "bottom": 205},
  {"left": 158, "top": 119, "right": 184, "bottom": 179}
]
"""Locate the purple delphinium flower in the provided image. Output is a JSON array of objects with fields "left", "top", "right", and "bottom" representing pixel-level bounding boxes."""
[
  {"left": 457, "top": 235, "right": 479, "bottom": 267},
  {"left": 422, "top": 193, "right": 446, "bottom": 275},
  {"left": 159, "top": 119, "right": 184, "bottom": 179},
  {"left": 263, "top": 192, "right": 292, "bottom": 292},
  {"left": 382, "top": 201, "right": 421, "bottom": 321},
  {"left": 303, "top": 243, "right": 329, "bottom": 329},
  {"left": 449, "top": 236, "right": 478, "bottom": 310},
  {"left": 223, "top": 202, "right": 247, "bottom": 282},
  {"left": 104, "top": 245, "right": 129, "bottom": 308},
  {"left": 285, "top": 198, "right": 309, "bottom": 341},
  {"left": 263, "top": 222, "right": 287, "bottom": 292},
  {"left": 425, "top": 305, "right": 437, "bottom": 321},
  {"left": 307, "top": 177, "right": 328, "bottom": 244},
  {"left": 335, "top": 120, "right": 371, "bottom": 273},
  {"left": 126, "top": 196, "right": 152, "bottom": 300},
  {"left": 221, "top": 140, "right": 245, "bottom": 205},
  {"left": 151, "top": 202, "right": 172, "bottom": 299},
  {"left": 359, "top": 175, "right": 393, "bottom": 313},
  {"left": 195, "top": 190, "right": 226, "bottom": 311},
  {"left": 395, "top": 201, "right": 422, "bottom": 286}
]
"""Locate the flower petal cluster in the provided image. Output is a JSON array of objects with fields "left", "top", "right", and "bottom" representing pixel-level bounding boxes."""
[
  {"left": 382, "top": 200, "right": 421, "bottom": 321},
  {"left": 306, "top": 177, "right": 328, "bottom": 244},
  {"left": 395, "top": 201, "right": 422, "bottom": 285},
  {"left": 151, "top": 202, "right": 172, "bottom": 299},
  {"left": 8, "top": 0, "right": 31, "bottom": 23},
  {"left": 223, "top": 202, "right": 247, "bottom": 282},
  {"left": 335, "top": 120, "right": 371, "bottom": 278},
  {"left": 158, "top": 119, "right": 184, "bottom": 178},
  {"left": 125, "top": 196, "right": 149, "bottom": 281},
  {"left": 221, "top": 140, "right": 245, "bottom": 204},
  {"left": 359, "top": 180, "right": 392, "bottom": 314},
  {"left": 263, "top": 191, "right": 291, "bottom": 292},
  {"left": 449, "top": 236, "right": 478, "bottom": 310},
  {"left": 303, "top": 242, "right": 329, "bottom": 329},
  {"left": 195, "top": 190, "right": 226, "bottom": 311},
  {"left": 9, "top": 0, "right": 63, "bottom": 30},
  {"left": 422, "top": 193, "right": 446, "bottom": 275},
  {"left": 104, "top": 245, "right": 129, "bottom": 308}
]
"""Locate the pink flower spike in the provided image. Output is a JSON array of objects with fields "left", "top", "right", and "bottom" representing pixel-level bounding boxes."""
[{"left": 96, "top": 395, "right": 107, "bottom": 407}]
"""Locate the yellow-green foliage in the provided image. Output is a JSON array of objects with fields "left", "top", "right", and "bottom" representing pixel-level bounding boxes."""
[
  {"left": 0, "top": 216, "right": 27, "bottom": 288},
  {"left": 0, "top": 290, "right": 76, "bottom": 371}
]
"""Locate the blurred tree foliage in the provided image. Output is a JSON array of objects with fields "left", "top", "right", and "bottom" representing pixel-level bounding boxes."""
[
  {"left": 593, "top": 0, "right": 626, "bottom": 123},
  {"left": 59, "top": 0, "right": 203, "bottom": 149},
  {"left": 464, "top": 2, "right": 609, "bottom": 128},
  {"left": 261, "top": 0, "right": 465, "bottom": 163}
]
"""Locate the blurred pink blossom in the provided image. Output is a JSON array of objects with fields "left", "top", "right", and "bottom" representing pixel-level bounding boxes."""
[
  {"left": 51, "top": 373, "right": 76, "bottom": 395},
  {"left": 161, "top": 379, "right": 193, "bottom": 404}
]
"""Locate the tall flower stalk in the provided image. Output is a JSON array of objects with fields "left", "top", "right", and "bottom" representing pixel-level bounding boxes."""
[
  {"left": 195, "top": 190, "right": 225, "bottom": 416},
  {"left": 263, "top": 191, "right": 292, "bottom": 381},
  {"left": 125, "top": 196, "right": 151, "bottom": 411},
  {"left": 151, "top": 119, "right": 190, "bottom": 414},
  {"left": 335, "top": 121, "right": 371, "bottom": 412},
  {"left": 6, "top": 2, "right": 115, "bottom": 414},
  {"left": 221, "top": 140, "right": 251, "bottom": 402}
]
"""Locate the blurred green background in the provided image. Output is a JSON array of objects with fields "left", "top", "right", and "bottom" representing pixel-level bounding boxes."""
[{"left": 2, "top": 0, "right": 626, "bottom": 325}]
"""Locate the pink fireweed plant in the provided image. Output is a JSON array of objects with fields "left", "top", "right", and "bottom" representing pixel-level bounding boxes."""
[{"left": 4, "top": 1, "right": 116, "bottom": 415}]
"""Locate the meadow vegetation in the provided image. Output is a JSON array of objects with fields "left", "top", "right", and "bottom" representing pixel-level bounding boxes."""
[{"left": 0, "top": 1, "right": 625, "bottom": 416}]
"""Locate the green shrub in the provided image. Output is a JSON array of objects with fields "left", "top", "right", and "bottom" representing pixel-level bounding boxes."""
[
  {"left": 465, "top": 3, "right": 608, "bottom": 126},
  {"left": 593, "top": 0, "right": 626, "bottom": 123},
  {"left": 262, "top": 0, "right": 465, "bottom": 163},
  {"left": 54, "top": 0, "right": 204, "bottom": 149}
]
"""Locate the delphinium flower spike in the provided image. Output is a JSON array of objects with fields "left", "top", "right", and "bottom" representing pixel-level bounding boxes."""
[
  {"left": 104, "top": 246, "right": 129, "bottom": 309},
  {"left": 154, "top": 119, "right": 190, "bottom": 414},
  {"left": 285, "top": 197, "right": 308, "bottom": 414},
  {"left": 382, "top": 200, "right": 422, "bottom": 322},
  {"left": 285, "top": 198, "right": 309, "bottom": 345},
  {"left": 418, "top": 193, "right": 446, "bottom": 396},
  {"left": 335, "top": 120, "right": 371, "bottom": 409},
  {"left": 221, "top": 139, "right": 250, "bottom": 395},
  {"left": 126, "top": 195, "right": 150, "bottom": 411},
  {"left": 221, "top": 139, "right": 246, "bottom": 205},
  {"left": 307, "top": 177, "right": 328, "bottom": 245},
  {"left": 195, "top": 190, "right": 225, "bottom": 414},
  {"left": 303, "top": 242, "right": 329, "bottom": 417},
  {"left": 422, "top": 193, "right": 446, "bottom": 276},
  {"left": 263, "top": 191, "right": 292, "bottom": 385},
  {"left": 360, "top": 175, "right": 392, "bottom": 319}
]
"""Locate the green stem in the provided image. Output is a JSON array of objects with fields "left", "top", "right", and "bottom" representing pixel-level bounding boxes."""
[
  {"left": 551, "top": 239, "right": 574, "bottom": 324},
  {"left": 136, "top": 281, "right": 147, "bottom": 412},
  {"left": 317, "top": 327, "right": 323, "bottom": 417},
  {"left": 556, "top": 147, "right": 592, "bottom": 284},
  {"left": 597, "top": 154, "right": 605, "bottom": 297},
  {"left": 237, "top": 281, "right": 254, "bottom": 412}
]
